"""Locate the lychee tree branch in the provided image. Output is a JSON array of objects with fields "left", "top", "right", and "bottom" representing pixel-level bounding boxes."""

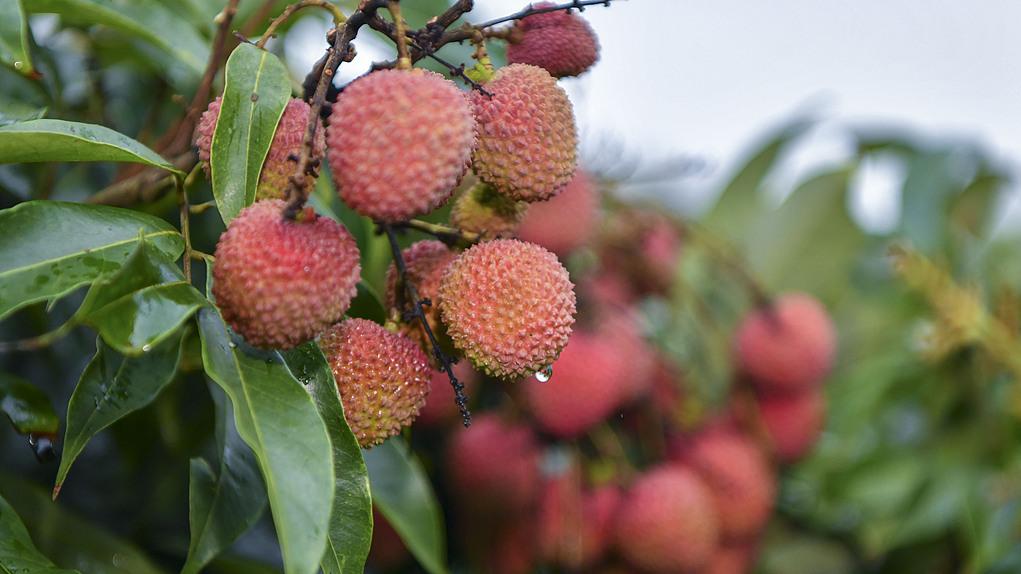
[
  {"left": 474, "top": 0, "right": 615, "bottom": 29},
  {"left": 255, "top": 0, "right": 346, "bottom": 50},
  {"left": 381, "top": 223, "right": 472, "bottom": 427},
  {"left": 392, "top": 219, "right": 481, "bottom": 247}
]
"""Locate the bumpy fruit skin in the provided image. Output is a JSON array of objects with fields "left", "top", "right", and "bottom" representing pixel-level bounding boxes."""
[
  {"left": 736, "top": 293, "right": 836, "bottom": 393},
  {"left": 439, "top": 239, "right": 576, "bottom": 379},
  {"left": 447, "top": 414, "right": 540, "bottom": 515},
  {"left": 319, "top": 318, "right": 431, "bottom": 448},
  {"left": 450, "top": 182, "right": 527, "bottom": 239},
  {"left": 470, "top": 64, "right": 577, "bottom": 202},
  {"left": 385, "top": 240, "right": 457, "bottom": 356},
  {"left": 682, "top": 429, "right": 776, "bottom": 540},
  {"left": 516, "top": 169, "right": 598, "bottom": 255},
  {"left": 195, "top": 98, "right": 325, "bottom": 200},
  {"left": 614, "top": 467, "right": 719, "bottom": 573},
  {"left": 327, "top": 69, "right": 475, "bottom": 222},
  {"left": 507, "top": 2, "right": 600, "bottom": 78},
  {"left": 757, "top": 387, "right": 826, "bottom": 463},
  {"left": 212, "top": 200, "right": 360, "bottom": 349},
  {"left": 524, "top": 329, "right": 625, "bottom": 438},
  {"left": 415, "top": 362, "right": 478, "bottom": 428}
]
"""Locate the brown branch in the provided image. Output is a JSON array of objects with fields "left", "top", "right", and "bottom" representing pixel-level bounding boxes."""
[
  {"left": 474, "top": 0, "right": 614, "bottom": 29},
  {"left": 255, "top": 0, "right": 346, "bottom": 49}
]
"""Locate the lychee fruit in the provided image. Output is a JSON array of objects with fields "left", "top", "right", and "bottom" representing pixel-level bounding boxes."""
[
  {"left": 384, "top": 240, "right": 457, "bottom": 355},
  {"left": 599, "top": 208, "right": 682, "bottom": 295},
  {"left": 446, "top": 414, "right": 540, "bottom": 516},
  {"left": 326, "top": 69, "right": 475, "bottom": 222},
  {"left": 367, "top": 509, "right": 410, "bottom": 573},
  {"left": 506, "top": 2, "right": 600, "bottom": 78},
  {"left": 319, "top": 318, "right": 431, "bottom": 448},
  {"left": 614, "top": 466, "right": 719, "bottom": 573},
  {"left": 212, "top": 200, "right": 360, "bottom": 349},
  {"left": 756, "top": 387, "right": 826, "bottom": 463},
  {"left": 538, "top": 469, "right": 621, "bottom": 569},
  {"left": 705, "top": 542, "right": 758, "bottom": 574},
  {"left": 597, "top": 307, "right": 656, "bottom": 402},
  {"left": 523, "top": 329, "right": 625, "bottom": 438},
  {"left": 516, "top": 168, "right": 598, "bottom": 256},
  {"left": 415, "top": 362, "right": 478, "bottom": 428},
  {"left": 449, "top": 182, "right": 527, "bottom": 239},
  {"left": 195, "top": 98, "right": 325, "bottom": 200},
  {"left": 470, "top": 64, "right": 577, "bottom": 202},
  {"left": 735, "top": 293, "right": 836, "bottom": 393},
  {"left": 681, "top": 428, "right": 776, "bottom": 540},
  {"left": 439, "top": 239, "right": 576, "bottom": 379}
]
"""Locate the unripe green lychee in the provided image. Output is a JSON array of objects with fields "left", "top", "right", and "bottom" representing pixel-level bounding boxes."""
[
  {"left": 212, "top": 200, "right": 360, "bottom": 349},
  {"left": 516, "top": 168, "right": 598, "bottom": 256},
  {"left": 470, "top": 64, "right": 577, "bottom": 202},
  {"left": 757, "top": 387, "right": 826, "bottom": 463},
  {"left": 195, "top": 98, "right": 325, "bottom": 200},
  {"left": 614, "top": 466, "right": 720, "bottom": 573},
  {"left": 319, "top": 318, "right": 431, "bottom": 448},
  {"left": 447, "top": 414, "right": 540, "bottom": 515},
  {"left": 507, "top": 2, "right": 600, "bottom": 78},
  {"left": 439, "top": 239, "right": 576, "bottom": 379},
  {"left": 736, "top": 293, "right": 836, "bottom": 393},
  {"left": 327, "top": 69, "right": 475, "bottom": 222},
  {"left": 449, "top": 182, "right": 527, "bottom": 239}
]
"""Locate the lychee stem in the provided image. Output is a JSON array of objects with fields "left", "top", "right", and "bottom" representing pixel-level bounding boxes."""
[
  {"left": 175, "top": 175, "right": 192, "bottom": 282},
  {"left": 387, "top": 1, "right": 412, "bottom": 70},
  {"left": 382, "top": 223, "right": 473, "bottom": 428},
  {"left": 393, "top": 218, "right": 481, "bottom": 246},
  {"left": 256, "top": 0, "right": 347, "bottom": 50}
]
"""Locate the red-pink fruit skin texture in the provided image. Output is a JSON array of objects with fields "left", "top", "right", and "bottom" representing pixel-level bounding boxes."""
[
  {"left": 447, "top": 414, "right": 540, "bottom": 515},
  {"left": 683, "top": 429, "right": 776, "bottom": 540},
  {"left": 439, "top": 239, "right": 576, "bottom": 379},
  {"left": 736, "top": 293, "right": 836, "bottom": 393},
  {"left": 319, "top": 318, "right": 431, "bottom": 448},
  {"left": 758, "top": 387, "right": 826, "bottom": 463},
  {"left": 195, "top": 98, "right": 325, "bottom": 200},
  {"left": 524, "top": 329, "right": 625, "bottom": 438},
  {"left": 516, "top": 169, "right": 598, "bottom": 256},
  {"left": 470, "top": 64, "right": 577, "bottom": 202},
  {"left": 507, "top": 2, "right": 600, "bottom": 78},
  {"left": 326, "top": 69, "right": 475, "bottom": 222},
  {"left": 415, "top": 362, "right": 478, "bottom": 428},
  {"left": 614, "top": 466, "right": 720, "bottom": 574},
  {"left": 212, "top": 200, "right": 360, "bottom": 349},
  {"left": 449, "top": 182, "right": 527, "bottom": 239}
]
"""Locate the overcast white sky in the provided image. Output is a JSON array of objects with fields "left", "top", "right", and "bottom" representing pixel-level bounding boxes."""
[{"left": 288, "top": 1, "right": 1021, "bottom": 234}]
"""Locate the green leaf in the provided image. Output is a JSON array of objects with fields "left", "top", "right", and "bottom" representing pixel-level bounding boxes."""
[
  {"left": 347, "top": 282, "right": 386, "bottom": 323},
  {"left": 0, "top": 0, "right": 33, "bottom": 76},
  {"left": 282, "top": 343, "right": 372, "bottom": 574},
  {"left": 198, "top": 308, "right": 334, "bottom": 574},
  {"left": 0, "top": 119, "right": 182, "bottom": 174},
  {"left": 0, "top": 201, "right": 183, "bottom": 321},
  {"left": 54, "top": 332, "right": 185, "bottom": 498},
  {"left": 0, "top": 372, "right": 59, "bottom": 436},
  {"left": 211, "top": 43, "right": 291, "bottom": 225},
  {"left": 0, "top": 491, "right": 78, "bottom": 574},
  {"left": 28, "top": 0, "right": 208, "bottom": 77},
  {"left": 364, "top": 438, "right": 447, "bottom": 574},
  {"left": 181, "top": 384, "right": 267, "bottom": 574},
  {"left": 0, "top": 94, "right": 45, "bottom": 126}
]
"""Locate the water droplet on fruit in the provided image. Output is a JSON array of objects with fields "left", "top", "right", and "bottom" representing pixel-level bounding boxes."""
[{"left": 535, "top": 364, "right": 553, "bottom": 383}]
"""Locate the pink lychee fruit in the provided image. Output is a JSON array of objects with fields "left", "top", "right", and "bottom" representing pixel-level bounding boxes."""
[
  {"left": 516, "top": 168, "right": 599, "bottom": 256},
  {"left": 506, "top": 2, "right": 600, "bottom": 78}
]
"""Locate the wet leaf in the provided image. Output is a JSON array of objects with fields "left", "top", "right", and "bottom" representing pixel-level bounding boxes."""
[
  {"left": 0, "top": 0, "right": 34, "bottom": 76},
  {"left": 0, "top": 491, "right": 78, "bottom": 574},
  {"left": 0, "top": 372, "right": 59, "bottom": 436}
]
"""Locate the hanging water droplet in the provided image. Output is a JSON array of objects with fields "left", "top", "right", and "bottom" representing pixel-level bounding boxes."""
[
  {"left": 14, "top": 61, "right": 23, "bottom": 70},
  {"left": 535, "top": 364, "right": 553, "bottom": 383}
]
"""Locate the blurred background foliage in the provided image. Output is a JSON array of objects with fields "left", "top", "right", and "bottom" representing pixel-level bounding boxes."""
[{"left": 1, "top": 0, "right": 1020, "bottom": 573}]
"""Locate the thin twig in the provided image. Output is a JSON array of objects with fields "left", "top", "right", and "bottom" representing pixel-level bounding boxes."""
[
  {"left": 176, "top": 176, "right": 193, "bottom": 281},
  {"left": 387, "top": 1, "right": 411, "bottom": 70},
  {"left": 87, "top": 153, "right": 196, "bottom": 206},
  {"left": 382, "top": 223, "right": 471, "bottom": 427},
  {"left": 474, "top": 0, "right": 614, "bottom": 29},
  {"left": 392, "top": 219, "right": 481, "bottom": 246},
  {"left": 255, "top": 0, "right": 346, "bottom": 49}
]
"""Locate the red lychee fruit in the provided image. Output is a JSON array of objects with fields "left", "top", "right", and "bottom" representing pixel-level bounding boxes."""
[
  {"left": 449, "top": 182, "right": 527, "bottom": 240},
  {"left": 757, "top": 387, "right": 826, "bottom": 463},
  {"left": 415, "top": 362, "right": 478, "bottom": 428},
  {"left": 446, "top": 414, "right": 540, "bottom": 516},
  {"left": 538, "top": 469, "right": 621, "bottom": 569},
  {"left": 327, "top": 69, "right": 475, "bottom": 222},
  {"left": 195, "top": 98, "right": 325, "bottom": 200},
  {"left": 597, "top": 307, "right": 656, "bottom": 402},
  {"left": 705, "top": 542, "right": 758, "bottom": 574},
  {"left": 516, "top": 168, "right": 598, "bottom": 256},
  {"left": 384, "top": 240, "right": 457, "bottom": 356},
  {"left": 599, "top": 209, "right": 682, "bottom": 296},
  {"left": 681, "top": 429, "right": 776, "bottom": 540},
  {"left": 736, "top": 293, "right": 836, "bottom": 393},
  {"left": 470, "top": 64, "right": 577, "bottom": 202},
  {"left": 212, "top": 200, "right": 360, "bottom": 349},
  {"left": 523, "top": 328, "right": 625, "bottom": 438},
  {"left": 319, "top": 318, "right": 431, "bottom": 448},
  {"left": 506, "top": 2, "right": 600, "bottom": 78},
  {"left": 439, "top": 239, "right": 576, "bottom": 379},
  {"left": 367, "top": 509, "right": 409, "bottom": 573},
  {"left": 614, "top": 466, "right": 719, "bottom": 574},
  {"left": 650, "top": 356, "right": 688, "bottom": 426}
]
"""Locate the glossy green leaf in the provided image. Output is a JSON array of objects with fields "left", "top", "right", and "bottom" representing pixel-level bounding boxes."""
[
  {"left": 198, "top": 308, "right": 334, "bottom": 574},
  {"left": 0, "top": 492, "right": 78, "bottom": 574},
  {"left": 54, "top": 332, "right": 185, "bottom": 498},
  {"left": 364, "top": 438, "right": 447, "bottom": 574},
  {"left": 28, "top": 0, "right": 208, "bottom": 77},
  {"left": 282, "top": 343, "right": 372, "bottom": 574},
  {"left": 347, "top": 282, "right": 386, "bottom": 324},
  {"left": 0, "top": 95, "right": 45, "bottom": 126},
  {"left": 0, "top": 201, "right": 183, "bottom": 321},
  {"left": 0, "top": 119, "right": 182, "bottom": 173},
  {"left": 211, "top": 43, "right": 291, "bottom": 225},
  {"left": 84, "top": 282, "right": 206, "bottom": 356},
  {"left": 0, "top": 372, "right": 59, "bottom": 435},
  {"left": 0, "top": 0, "right": 33, "bottom": 76},
  {"left": 181, "top": 384, "right": 266, "bottom": 574}
]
